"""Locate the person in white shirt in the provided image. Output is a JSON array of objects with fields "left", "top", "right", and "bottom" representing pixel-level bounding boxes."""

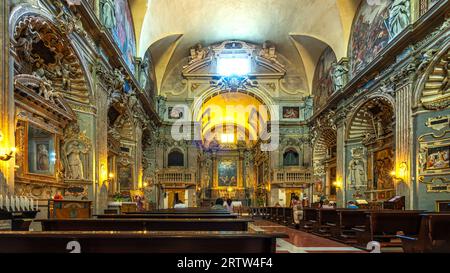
[{"left": 224, "top": 198, "right": 234, "bottom": 213}]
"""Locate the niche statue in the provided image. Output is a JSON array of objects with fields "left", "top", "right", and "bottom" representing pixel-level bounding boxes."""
[
  {"left": 100, "top": 0, "right": 116, "bottom": 29},
  {"left": 66, "top": 142, "right": 85, "bottom": 180},
  {"left": 388, "top": 0, "right": 410, "bottom": 38}
]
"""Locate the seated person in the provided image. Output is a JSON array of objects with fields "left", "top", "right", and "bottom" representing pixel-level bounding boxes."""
[
  {"left": 174, "top": 199, "right": 187, "bottom": 209},
  {"left": 211, "top": 198, "right": 225, "bottom": 210},
  {"left": 347, "top": 201, "right": 359, "bottom": 209}
]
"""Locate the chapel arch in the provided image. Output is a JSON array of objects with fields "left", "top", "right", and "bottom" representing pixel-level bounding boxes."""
[{"left": 346, "top": 96, "right": 396, "bottom": 199}]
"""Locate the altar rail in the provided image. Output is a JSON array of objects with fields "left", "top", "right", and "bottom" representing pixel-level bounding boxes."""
[
  {"left": 156, "top": 169, "right": 196, "bottom": 186},
  {"left": 273, "top": 168, "right": 313, "bottom": 186}
]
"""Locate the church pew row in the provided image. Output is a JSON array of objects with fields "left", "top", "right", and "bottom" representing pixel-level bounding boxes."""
[
  {"left": 300, "top": 208, "right": 319, "bottom": 232},
  {"left": 96, "top": 213, "right": 238, "bottom": 219},
  {"left": 330, "top": 209, "right": 368, "bottom": 244},
  {"left": 38, "top": 218, "right": 252, "bottom": 231},
  {"left": 311, "top": 209, "right": 339, "bottom": 236},
  {"left": 261, "top": 207, "right": 450, "bottom": 252},
  {"left": 126, "top": 208, "right": 231, "bottom": 214},
  {"left": 0, "top": 231, "right": 288, "bottom": 253},
  {"left": 352, "top": 210, "right": 425, "bottom": 248},
  {"left": 397, "top": 213, "right": 450, "bottom": 253}
]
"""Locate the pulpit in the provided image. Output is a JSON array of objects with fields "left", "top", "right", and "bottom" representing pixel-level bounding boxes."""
[{"left": 48, "top": 199, "right": 92, "bottom": 219}]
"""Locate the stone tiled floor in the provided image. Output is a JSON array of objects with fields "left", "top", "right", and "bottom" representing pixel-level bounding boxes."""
[{"left": 249, "top": 220, "right": 366, "bottom": 253}]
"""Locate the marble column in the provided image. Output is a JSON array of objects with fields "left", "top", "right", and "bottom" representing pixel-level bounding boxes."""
[
  {"left": 212, "top": 151, "right": 217, "bottom": 189},
  {"left": 336, "top": 121, "right": 346, "bottom": 208},
  {"left": 395, "top": 82, "right": 414, "bottom": 209},
  {"left": 238, "top": 149, "right": 244, "bottom": 188},
  {"left": 0, "top": 0, "right": 15, "bottom": 194}
]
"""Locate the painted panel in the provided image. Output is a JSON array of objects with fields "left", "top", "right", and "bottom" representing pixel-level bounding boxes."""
[
  {"left": 313, "top": 46, "right": 336, "bottom": 111},
  {"left": 350, "top": 0, "right": 391, "bottom": 77},
  {"left": 112, "top": 0, "right": 136, "bottom": 73},
  {"left": 218, "top": 160, "right": 237, "bottom": 187}
]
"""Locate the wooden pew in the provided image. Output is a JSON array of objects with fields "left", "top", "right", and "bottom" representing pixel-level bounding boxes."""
[
  {"left": 353, "top": 210, "right": 424, "bottom": 248},
  {"left": 312, "top": 209, "right": 338, "bottom": 236},
  {"left": 330, "top": 209, "right": 367, "bottom": 243},
  {"left": 268, "top": 207, "right": 277, "bottom": 221},
  {"left": 0, "top": 231, "right": 288, "bottom": 253},
  {"left": 128, "top": 208, "right": 230, "bottom": 214},
  {"left": 283, "top": 207, "right": 293, "bottom": 227},
  {"left": 300, "top": 208, "right": 319, "bottom": 232},
  {"left": 38, "top": 218, "right": 252, "bottom": 232},
  {"left": 398, "top": 213, "right": 450, "bottom": 253},
  {"left": 96, "top": 213, "right": 238, "bottom": 219},
  {"left": 275, "top": 207, "right": 284, "bottom": 224}
]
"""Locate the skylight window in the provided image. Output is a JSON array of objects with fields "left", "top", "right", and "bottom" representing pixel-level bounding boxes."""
[{"left": 217, "top": 57, "right": 251, "bottom": 76}]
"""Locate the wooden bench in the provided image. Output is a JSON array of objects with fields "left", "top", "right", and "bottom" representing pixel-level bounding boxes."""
[
  {"left": 330, "top": 209, "right": 367, "bottom": 243},
  {"left": 397, "top": 213, "right": 450, "bottom": 253},
  {"left": 312, "top": 209, "right": 338, "bottom": 236},
  {"left": 282, "top": 207, "right": 293, "bottom": 226},
  {"left": 96, "top": 213, "right": 238, "bottom": 219},
  {"left": 353, "top": 210, "right": 424, "bottom": 248},
  {"left": 0, "top": 231, "right": 288, "bottom": 253},
  {"left": 127, "top": 208, "right": 230, "bottom": 214},
  {"left": 300, "top": 208, "right": 319, "bottom": 232},
  {"left": 38, "top": 218, "right": 252, "bottom": 232}
]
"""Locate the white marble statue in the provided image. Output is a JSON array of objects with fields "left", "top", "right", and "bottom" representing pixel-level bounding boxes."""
[
  {"left": 67, "top": 142, "right": 84, "bottom": 180},
  {"left": 348, "top": 158, "right": 367, "bottom": 188},
  {"left": 188, "top": 44, "right": 208, "bottom": 65},
  {"left": 259, "top": 42, "right": 284, "bottom": 67},
  {"left": 388, "top": 0, "right": 410, "bottom": 38}
]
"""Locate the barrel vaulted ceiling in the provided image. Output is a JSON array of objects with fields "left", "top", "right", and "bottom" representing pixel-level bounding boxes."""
[{"left": 129, "top": 0, "right": 362, "bottom": 94}]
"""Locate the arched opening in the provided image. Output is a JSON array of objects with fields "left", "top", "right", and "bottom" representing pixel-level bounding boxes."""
[
  {"left": 283, "top": 149, "right": 300, "bottom": 166},
  {"left": 313, "top": 126, "right": 337, "bottom": 200},
  {"left": 346, "top": 97, "right": 395, "bottom": 201},
  {"left": 168, "top": 149, "right": 184, "bottom": 167}
]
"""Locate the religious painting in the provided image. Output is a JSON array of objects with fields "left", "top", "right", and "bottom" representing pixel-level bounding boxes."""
[
  {"left": 27, "top": 125, "right": 55, "bottom": 176},
  {"left": 282, "top": 106, "right": 300, "bottom": 119},
  {"left": 118, "top": 165, "right": 133, "bottom": 190},
  {"left": 373, "top": 148, "right": 395, "bottom": 190},
  {"left": 426, "top": 146, "right": 450, "bottom": 170},
  {"left": 218, "top": 160, "right": 237, "bottom": 187},
  {"left": 350, "top": 0, "right": 390, "bottom": 77},
  {"left": 418, "top": 131, "right": 450, "bottom": 177},
  {"left": 312, "top": 46, "right": 336, "bottom": 111},
  {"left": 168, "top": 106, "right": 184, "bottom": 120},
  {"left": 112, "top": 0, "right": 136, "bottom": 74}
]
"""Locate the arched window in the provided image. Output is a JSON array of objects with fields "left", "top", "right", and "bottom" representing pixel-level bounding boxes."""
[
  {"left": 168, "top": 150, "right": 184, "bottom": 167},
  {"left": 283, "top": 150, "right": 299, "bottom": 166}
]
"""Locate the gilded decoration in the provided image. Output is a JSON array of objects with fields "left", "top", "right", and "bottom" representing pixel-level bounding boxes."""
[{"left": 12, "top": 16, "right": 91, "bottom": 106}]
